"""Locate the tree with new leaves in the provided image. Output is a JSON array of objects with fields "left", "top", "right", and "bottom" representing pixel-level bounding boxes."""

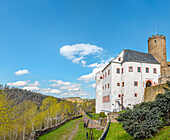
[{"left": 0, "top": 91, "right": 16, "bottom": 140}]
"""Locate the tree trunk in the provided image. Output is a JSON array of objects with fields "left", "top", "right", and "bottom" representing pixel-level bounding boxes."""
[
  {"left": 40, "top": 123, "right": 42, "bottom": 130},
  {"left": 15, "top": 124, "right": 18, "bottom": 140},
  {"left": 3, "top": 134, "right": 6, "bottom": 140},
  {"left": 51, "top": 118, "right": 53, "bottom": 126},
  {"left": 31, "top": 121, "right": 34, "bottom": 131},
  {"left": 23, "top": 125, "right": 25, "bottom": 140}
]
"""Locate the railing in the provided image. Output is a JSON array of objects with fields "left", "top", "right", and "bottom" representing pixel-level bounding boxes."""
[
  {"left": 99, "top": 120, "right": 111, "bottom": 140},
  {"left": 86, "top": 112, "right": 93, "bottom": 118}
]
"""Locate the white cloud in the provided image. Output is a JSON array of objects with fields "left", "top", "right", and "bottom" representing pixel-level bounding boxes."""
[
  {"left": 60, "top": 43, "right": 103, "bottom": 65},
  {"left": 91, "top": 83, "right": 96, "bottom": 88},
  {"left": 7, "top": 80, "right": 40, "bottom": 87},
  {"left": 28, "top": 81, "right": 40, "bottom": 86},
  {"left": 49, "top": 80, "right": 71, "bottom": 87},
  {"left": 81, "top": 60, "right": 86, "bottom": 66},
  {"left": 78, "top": 57, "right": 114, "bottom": 82},
  {"left": 7, "top": 81, "right": 28, "bottom": 87},
  {"left": 60, "top": 93, "right": 75, "bottom": 96},
  {"left": 23, "top": 86, "right": 40, "bottom": 91},
  {"left": 78, "top": 93, "right": 87, "bottom": 96},
  {"left": 68, "top": 88, "right": 80, "bottom": 92},
  {"left": 15, "top": 69, "right": 30, "bottom": 76},
  {"left": 41, "top": 88, "right": 61, "bottom": 94},
  {"left": 78, "top": 67, "right": 102, "bottom": 82}
]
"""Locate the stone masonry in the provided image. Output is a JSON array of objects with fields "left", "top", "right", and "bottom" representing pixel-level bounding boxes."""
[{"left": 148, "top": 34, "right": 170, "bottom": 84}]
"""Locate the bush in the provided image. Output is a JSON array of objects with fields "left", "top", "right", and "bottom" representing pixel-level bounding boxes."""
[
  {"left": 117, "top": 81, "right": 170, "bottom": 139},
  {"left": 117, "top": 108, "right": 162, "bottom": 139},
  {"left": 99, "top": 112, "right": 105, "bottom": 118}
]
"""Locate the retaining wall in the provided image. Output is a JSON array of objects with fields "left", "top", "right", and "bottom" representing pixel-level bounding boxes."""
[{"left": 144, "top": 83, "right": 167, "bottom": 102}]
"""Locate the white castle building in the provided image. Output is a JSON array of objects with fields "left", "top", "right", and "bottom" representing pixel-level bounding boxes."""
[{"left": 95, "top": 49, "right": 160, "bottom": 113}]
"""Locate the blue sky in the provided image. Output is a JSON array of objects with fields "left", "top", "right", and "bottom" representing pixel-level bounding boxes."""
[{"left": 0, "top": 0, "right": 169, "bottom": 99}]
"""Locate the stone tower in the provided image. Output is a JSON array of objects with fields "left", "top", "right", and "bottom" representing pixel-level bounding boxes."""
[
  {"left": 148, "top": 34, "right": 170, "bottom": 84},
  {"left": 148, "top": 34, "right": 167, "bottom": 68}
]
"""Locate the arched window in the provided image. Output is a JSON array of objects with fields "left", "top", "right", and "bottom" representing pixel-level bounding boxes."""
[{"left": 146, "top": 81, "right": 152, "bottom": 87}]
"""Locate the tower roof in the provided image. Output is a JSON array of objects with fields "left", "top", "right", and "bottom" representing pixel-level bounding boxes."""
[{"left": 122, "top": 49, "right": 160, "bottom": 64}]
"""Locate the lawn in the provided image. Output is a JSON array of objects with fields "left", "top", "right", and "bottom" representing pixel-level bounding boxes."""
[
  {"left": 36, "top": 118, "right": 82, "bottom": 140},
  {"left": 105, "top": 123, "right": 133, "bottom": 140},
  {"left": 106, "top": 123, "right": 170, "bottom": 140},
  {"left": 90, "top": 113, "right": 100, "bottom": 120},
  {"left": 72, "top": 121, "right": 103, "bottom": 140},
  {"left": 148, "top": 125, "right": 170, "bottom": 140}
]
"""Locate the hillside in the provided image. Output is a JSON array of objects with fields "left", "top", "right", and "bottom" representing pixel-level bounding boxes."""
[{"left": 0, "top": 84, "right": 61, "bottom": 106}]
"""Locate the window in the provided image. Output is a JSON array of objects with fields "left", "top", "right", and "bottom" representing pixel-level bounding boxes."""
[
  {"left": 155, "top": 40, "right": 157, "bottom": 43},
  {"left": 137, "top": 67, "right": 141, "bottom": 72},
  {"left": 108, "top": 70, "right": 110, "bottom": 75},
  {"left": 117, "top": 68, "right": 120, "bottom": 74},
  {"left": 153, "top": 68, "right": 157, "bottom": 73},
  {"left": 118, "top": 58, "right": 121, "bottom": 61},
  {"left": 103, "top": 96, "right": 110, "bottom": 102},
  {"left": 108, "top": 83, "right": 109, "bottom": 88},
  {"left": 129, "top": 66, "right": 133, "bottom": 72},
  {"left": 107, "top": 95, "right": 110, "bottom": 102},
  {"left": 105, "top": 84, "right": 106, "bottom": 89},
  {"left": 146, "top": 67, "right": 149, "bottom": 73},
  {"left": 122, "top": 68, "right": 123, "bottom": 74},
  {"left": 122, "top": 94, "right": 124, "bottom": 97},
  {"left": 118, "top": 94, "right": 121, "bottom": 98},
  {"left": 100, "top": 76, "right": 102, "bottom": 79},
  {"left": 103, "top": 86, "right": 104, "bottom": 90},
  {"left": 134, "top": 81, "right": 138, "bottom": 86},
  {"left": 122, "top": 82, "right": 124, "bottom": 87},
  {"left": 103, "top": 75, "right": 104, "bottom": 79},
  {"left": 134, "top": 93, "right": 137, "bottom": 97},
  {"left": 117, "top": 83, "right": 120, "bottom": 86},
  {"left": 105, "top": 72, "right": 107, "bottom": 77}
]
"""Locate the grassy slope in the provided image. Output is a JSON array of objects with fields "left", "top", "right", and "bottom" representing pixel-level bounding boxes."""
[
  {"left": 148, "top": 125, "right": 170, "bottom": 140},
  {"left": 72, "top": 121, "right": 103, "bottom": 140},
  {"left": 105, "top": 123, "right": 133, "bottom": 140},
  {"left": 106, "top": 123, "right": 170, "bottom": 140},
  {"left": 37, "top": 118, "right": 81, "bottom": 140}
]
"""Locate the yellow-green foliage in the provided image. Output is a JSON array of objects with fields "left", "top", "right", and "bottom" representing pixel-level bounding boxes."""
[{"left": 0, "top": 93, "right": 82, "bottom": 140}]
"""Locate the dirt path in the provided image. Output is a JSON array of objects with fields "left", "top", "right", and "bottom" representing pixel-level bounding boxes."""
[{"left": 67, "top": 119, "right": 81, "bottom": 140}]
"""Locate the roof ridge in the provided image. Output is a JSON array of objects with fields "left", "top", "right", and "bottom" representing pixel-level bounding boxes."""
[{"left": 123, "top": 49, "right": 151, "bottom": 55}]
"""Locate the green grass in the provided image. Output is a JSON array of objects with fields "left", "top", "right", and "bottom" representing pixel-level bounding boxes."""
[
  {"left": 36, "top": 118, "right": 82, "bottom": 140},
  {"left": 72, "top": 121, "right": 103, "bottom": 140},
  {"left": 148, "top": 125, "right": 170, "bottom": 140},
  {"left": 90, "top": 113, "right": 100, "bottom": 120},
  {"left": 106, "top": 123, "right": 170, "bottom": 140},
  {"left": 105, "top": 123, "right": 133, "bottom": 140}
]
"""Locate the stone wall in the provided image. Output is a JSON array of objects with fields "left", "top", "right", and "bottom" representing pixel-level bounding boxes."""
[
  {"left": 83, "top": 113, "right": 106, "bottom": 130},
  {"left": 29, "top": 115, "right": 82, "bottom": 140},
  {"left": 144, "top": 84, "right": 167, "bottom": 102}
]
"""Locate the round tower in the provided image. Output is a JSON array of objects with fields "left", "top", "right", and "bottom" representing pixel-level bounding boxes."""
[{"left": 148, "top": 34, "right": 167, "bottom": 69}]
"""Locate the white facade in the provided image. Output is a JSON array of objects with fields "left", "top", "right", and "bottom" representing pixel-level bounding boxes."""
[
  {"left": 95, "top": 72, "right": 103, "bottom": 113},
  {"left": 95, "top": 49, "right": 161, "bottom": 113}
]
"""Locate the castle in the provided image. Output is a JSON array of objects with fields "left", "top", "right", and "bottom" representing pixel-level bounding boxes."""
[{"left": 95, "top": 34, "right": 170, "bottom": 113}]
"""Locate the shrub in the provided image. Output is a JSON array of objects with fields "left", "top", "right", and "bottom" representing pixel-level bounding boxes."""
[
  {"left": 117, "top": 81, "right": 170, "bottom": 139},
  {"left": 99, "top": 112, "right": 105, "bottom": 118},
  {"left": 117, "top": 108, "right": 162, "bottom": 139}
]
